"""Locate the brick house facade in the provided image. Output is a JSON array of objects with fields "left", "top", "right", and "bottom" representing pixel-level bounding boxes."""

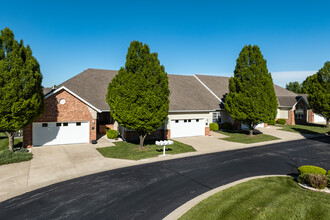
[{"left": 23, "top": 89, "right": 97, "bottom": 148}]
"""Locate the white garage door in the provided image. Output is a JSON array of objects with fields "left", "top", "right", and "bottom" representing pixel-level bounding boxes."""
[
  {"left": 170, "top": 119, "right": 205, "bottom": 138},
  {"left": 33, "top": 122, "right": 89, "bottom": 146},
  {"left": 314, "top": 114, "right": 326, "bottom": 123}
]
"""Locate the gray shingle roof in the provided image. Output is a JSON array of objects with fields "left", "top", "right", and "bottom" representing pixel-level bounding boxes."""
[
  {"left": 277, "top": 96, "right": 300, "bottom": 107},
  {"left": 43, "top": 87, "right": 53, "bottom": 95},
  {"left": 58, "top": 68, "right": 117, "bottom": 111},
  {"left": 168, "top": 75, "right": 221, "bottom": 111},
  {"left": 53, "top": 68, "right": 302, "bottom": 111}
]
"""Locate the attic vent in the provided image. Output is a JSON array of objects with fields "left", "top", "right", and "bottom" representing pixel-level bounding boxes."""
[{"left": 59, "top": 99, "right": 66, "bottom": 105}]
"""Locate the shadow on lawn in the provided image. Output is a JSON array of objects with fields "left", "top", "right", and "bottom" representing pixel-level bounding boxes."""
[
  {"left": 156, "top": 148, "right": 173, "bottom": 152},
  {"left": 222, "top": 129, "right": 263, "bottom": 135}
]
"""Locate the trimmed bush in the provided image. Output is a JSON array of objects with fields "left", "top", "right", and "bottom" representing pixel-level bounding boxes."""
[
  {"left": 298, "top": 173, "right": 329, "bottom": 189},
  {"left": 298, "top": 165, "right": 327, "bottom": 175},
  {"left": 107, "top": 129, "right": 119, "bottom": 139},
  {"left": 276, "top": 119, "right": 286, "bottom": 125},
  {"left": 210, "top": 123, "right": 219, "bottom": 131},
  {"left": 222, "top": 123, "right": 234, "bottom": 130},
  {"left": 307, "top": 174, "right": 328, "bottom": 189},
  {"left": 0, "top": 149, "right": 33, "bottom": 166},
  {"left": 268, "top": 119, "right": 276, "bottom": 125}
]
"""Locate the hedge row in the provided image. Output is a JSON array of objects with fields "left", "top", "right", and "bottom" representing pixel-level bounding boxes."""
[{"left": 0, "top": 149, "right": 33, "bottom": 166}]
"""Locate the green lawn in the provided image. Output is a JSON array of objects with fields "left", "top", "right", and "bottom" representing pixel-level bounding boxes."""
[
  {"left": 0, "top": 132, "right": 23, "bottom": 152},
  {"left": 180, "top": 177, "right": 330, "bottom": 220},
  {"left": 277, "top": 123, "right": 330, "bottom": 135},
  {"left": 97, "top": 140, "right": 195, "bottom": 160},
  {"left": 217, "top": 130, "right": 279, "bottom": 144},
  {"left": 0, "top": 132, "right": 32, "bottom": 166}
]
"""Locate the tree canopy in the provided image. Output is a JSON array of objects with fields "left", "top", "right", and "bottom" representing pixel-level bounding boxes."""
[
  {"left": 286, "top": 81, "right": 302, "bottom": 94},
  {"left": 106, "top": 41, "right": 170, "bottom": 148},
  {"left": 0, "top": 28, "right": 44, "bottom": 151},
  {"left": 225, "top": 45, "right": 278, "bottom": 135},
  {"left": 302, "top": 61, "right": 330, "bottom": 127}
]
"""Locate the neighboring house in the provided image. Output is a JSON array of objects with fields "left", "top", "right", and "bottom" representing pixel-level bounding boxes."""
[{"left": 22, "top": 69, "right": 319, "bottom": 147}]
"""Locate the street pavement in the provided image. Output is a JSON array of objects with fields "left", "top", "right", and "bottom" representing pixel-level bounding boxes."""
[{"left": 0, "top": 136, "right": 329, "bottom": 220}]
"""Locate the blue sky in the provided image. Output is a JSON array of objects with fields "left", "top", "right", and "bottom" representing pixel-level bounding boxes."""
[{"left": 1, "top": 0, "right": 329, "bottom": 87}]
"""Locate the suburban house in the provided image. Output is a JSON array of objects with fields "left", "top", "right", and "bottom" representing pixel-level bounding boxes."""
[{"left": 23, "top": 68, "right": 322, "bottom": 147}]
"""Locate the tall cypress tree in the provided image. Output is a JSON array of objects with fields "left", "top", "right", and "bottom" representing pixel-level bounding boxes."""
[
  {"left": 225, "top": 45, "right": 278, "bottom": 136},
  {"left": 106, "top": 41, "right": 170, "bottom": 148},
  {"left": 0, "top": 28, "right": 44, "bottom": 151},
  {"left": 302, "top": 61, "right": 330, "bottom": 127}
]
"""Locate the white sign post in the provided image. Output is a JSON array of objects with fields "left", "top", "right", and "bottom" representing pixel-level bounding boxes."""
[{"left": 155, "top": 140, "right": 174, "bottom": 156}]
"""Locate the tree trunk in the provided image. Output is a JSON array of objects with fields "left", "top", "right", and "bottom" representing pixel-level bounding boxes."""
[
  {"left": 326, "top": 119, "right": 329, "bottom": 128},
  {"left": 6, "top": 132, "right": 15, "bottom": 152},
  {"left": 139, "top": 133, "right": 147, "bottom": 149},
  {"left": 249, "top": 128, "right": 254, "bottom": 136}
]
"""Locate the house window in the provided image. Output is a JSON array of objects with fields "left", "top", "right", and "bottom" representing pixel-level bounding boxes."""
[
  {"left": 56, "top": 123, "right": 61, "bottom": 127},
  {"left": 196, "top": 119, "right": 199, "bottom": 122},
  {"left": 42, "top": 123, "right": 48, "bottom": 127},
  {"left": 188, "top": 119, "right": 191, "bottom": 122},
  {"left": 212, "top": 112, "right": 221, "bottom": 123},
  {"left": 63, "top": 123, "right": 68, "bottom": 126},
  {"left": 175, "top": 120, "right": 179, "bottom": 123},
  {"left": 295, "top": 108, "right": 304, "bottom": 120},
  {"left": 184, "top": 120, "right": 187, "bottom": 123},
  {"left": 76, "top": 122, "right": 81, "bottom": 126}
]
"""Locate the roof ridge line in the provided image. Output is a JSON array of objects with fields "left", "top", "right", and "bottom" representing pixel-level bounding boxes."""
[{"left": 193, "top": 75, "right": 223, "bottom": 104}]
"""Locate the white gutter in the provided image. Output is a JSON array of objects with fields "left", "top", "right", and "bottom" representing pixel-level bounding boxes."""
[{"left": 193, "top": 75, "right": 223, "bottom": 104}]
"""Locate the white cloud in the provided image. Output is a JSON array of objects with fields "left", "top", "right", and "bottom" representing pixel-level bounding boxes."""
[{"left": 271, "top": 71, "right": 317, "bottom": 88}]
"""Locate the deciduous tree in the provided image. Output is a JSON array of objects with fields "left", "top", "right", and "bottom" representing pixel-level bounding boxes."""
[
  {"left": 302, "top": 61, "right": 330, "bottom": 127},
  {"left": 225, "top": 45, "right": 278, "bottom": 136},
  {"left": 0, "top": 27, "right": 44, "bottom": 151},
  {"left": 106, "top": 41, "right": 170, "bottom": 148},
  {"left": 286, "top": 81, "right": 302, "bottom": 94}
]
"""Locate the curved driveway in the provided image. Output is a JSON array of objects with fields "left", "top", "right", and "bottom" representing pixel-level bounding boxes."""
[{"left": 0, "top": 136, "right": 329, "bottom": 220}]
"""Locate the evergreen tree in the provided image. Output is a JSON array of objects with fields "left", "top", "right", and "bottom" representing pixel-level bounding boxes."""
[
  {"left": 286, "top": 81, "right": 302, "bottom": 94},
  {"left": 106, "top": 41, "right": 170, "bottom": 148},
  {"left": 0, "top": 28, "right": 44, "bottom": 151},
  {"left": 302, "top": 61, "right": 330, "bottom": 127},
  {"left": 225, "top": 45, "right": 278, "bottom": 136}
]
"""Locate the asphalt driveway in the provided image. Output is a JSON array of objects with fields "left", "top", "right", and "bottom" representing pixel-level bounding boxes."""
[{"left": 0, "top": 136, "right": 329, "bottom": 220}]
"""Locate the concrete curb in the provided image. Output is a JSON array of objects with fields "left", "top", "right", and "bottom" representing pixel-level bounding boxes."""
[{"left": 164, "top": 175, "right": 288, "bottom": 220}]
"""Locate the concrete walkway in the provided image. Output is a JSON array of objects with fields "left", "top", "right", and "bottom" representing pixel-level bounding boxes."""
[{"left": 0, "top": 126, "right": 321, "bottom": 201}]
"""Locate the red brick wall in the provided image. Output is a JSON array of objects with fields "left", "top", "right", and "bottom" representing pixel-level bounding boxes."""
[
  {"left": 23, "top": 89, "right": 96, "bottom": 147},
  {"left": 99, "top": 124, "right": 115, "bottom": 135},
  {"left": 205, "top": 127, "right": 210, "bottom": 136},
  {"left": 307, "top": 110, "right": 314, "bottom": 123},
  {"left": 286, "top": 110, "right": 295, "bottom": 125}
]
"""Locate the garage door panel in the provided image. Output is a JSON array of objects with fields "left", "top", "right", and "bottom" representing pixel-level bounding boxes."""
[
  {"left": 33, "top": 122, "right": 89, "bottom": 146},
  {"left": 170, "top": 119, "right": 205, "bottom": 138}
]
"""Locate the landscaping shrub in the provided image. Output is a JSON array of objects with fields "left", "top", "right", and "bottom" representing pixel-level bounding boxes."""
[
  {"left": 222, "top": 123, "right": 234, "bottom": 130},
  {"left": 210, "top": 123, "right": 219, "bottom": 131},
  {"left": 276, "top": 119, "right": 286, "bottom": 125},
  {"left": 268, "top": 119, "right": 276, "bottom": 125},
  {"left": 298, "top": 173, "right": 328, "bottom": 189},
  {"left": 0, "top": 149, "right": 33, "bottom": 166},
  {"left": 298, "top": 165, "right": 327, "bottom": 175},
  {"left": 107, "top": 129, "right": 119, "bottom": 139},
  {"left": 307, "top": 174, "right": 328, "bottom": 189}
]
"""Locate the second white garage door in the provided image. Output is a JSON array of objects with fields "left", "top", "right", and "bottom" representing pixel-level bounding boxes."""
[
  {"left": 170, "top": 119, "right": 205, "bottom": 138},
  {"left": 33, "top": 122, "right": 89, "bottom": 146}
]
